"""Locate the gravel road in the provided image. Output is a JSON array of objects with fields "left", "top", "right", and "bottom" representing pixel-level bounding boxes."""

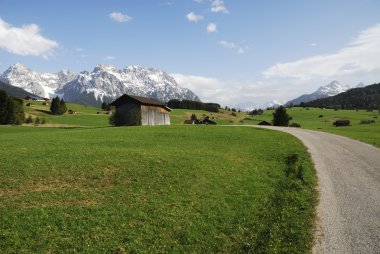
[{"left": 253, "top": 126, "right": 380, "bottom": 253}]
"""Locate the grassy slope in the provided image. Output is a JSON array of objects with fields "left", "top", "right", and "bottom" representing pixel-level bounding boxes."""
[
  {"left": 0, "top": 125, "right": 316, "bottom": 254},
  {"left": 24, "top": 101, "right": 380, "bottom": 147},
  {"left": 255, "top": 107, "right": 380, "bottom": 148},
  {"left": 23, "top": 100, "right": 110, "bottom": 127}
]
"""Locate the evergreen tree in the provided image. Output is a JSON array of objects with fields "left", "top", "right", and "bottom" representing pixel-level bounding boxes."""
[
  {"left": 50, "top": 96, "right": 67, "bottom": 115},
  {"left": 35, "top": 117, "right": 40, "bottom": 124},
  {"left": 12, "top": 98, "right": 25, "bottom": 124},
  {"left": 273, "top": 106, "right": 290, "bottom": 126},
  {"left": 60, "top": 98, "right": 67, "bottom": 114},
  {"left": 0, "top": 90, "right": 24, "bottom": 125},
  {"left": 0, "top": 90, "right": 8, "bottom": 124}
]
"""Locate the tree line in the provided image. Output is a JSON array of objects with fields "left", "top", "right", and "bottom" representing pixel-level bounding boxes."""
[
  {"left": 0, "top": 90, "right": 25, "bottom": 125},
  {"left": 301, "top": 83, "right": 380, "bottom": 110},
  {"left": 167, "top": 99, "right": 220, "bottom": 112}
]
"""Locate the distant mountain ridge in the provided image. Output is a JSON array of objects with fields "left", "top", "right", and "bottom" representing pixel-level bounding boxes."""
[
  {"left": 302, "top": 83, "right": 380, "bottom": 109},
  {"left": 0, "top": 80, "right": 39, "bottom": 98},
  {"left": 0, "top": 63, "right": 200, "bottom": 106},
  {"left": 286, "top": 81, "right": 351, "bottom": 106}
]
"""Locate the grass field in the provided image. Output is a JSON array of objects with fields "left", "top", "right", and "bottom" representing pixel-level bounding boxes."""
[
  {"left": 255, "top": 107, "right": 380, "bottom": 148},
  {"left": 22, "top": 100, "right": 380, "bottom": 147},
  {"left": 0, "top": 125, "right": 317, "bottom": 253}
]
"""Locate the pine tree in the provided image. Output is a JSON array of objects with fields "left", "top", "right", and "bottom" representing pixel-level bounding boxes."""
[
  {"left": 0, "top": 90, "right": 8, "bottom": 124},
  {"left": 273, "top": 106, "right": 290, "bottom": 126},
  {"left": 50, "top": 96, "right": 67, "bottom": 115},
  {"left": 60, "top": 98, "right": 67, "bottom": 114}
]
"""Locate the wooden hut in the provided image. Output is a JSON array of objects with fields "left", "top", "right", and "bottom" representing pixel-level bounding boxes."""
[
  {"left": 258, "top": 121, "right": 272, "bottom": 126},
  {"left": 110, "top": 94, "right": 171, "bottom": 126}
]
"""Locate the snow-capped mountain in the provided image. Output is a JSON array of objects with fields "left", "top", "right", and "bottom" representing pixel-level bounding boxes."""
[
  {"left": 0, "top": 63, "right": 200, "bottom": 106},
  {"left": 260, "top": 100, "right": 284, "bottom": 109},
  {"left": 0, "top": 63, "right": 76, "bottom": 98},
  {"left": 233, "top": 100, "right": 284, "bottom": 111},
  {"left": 285, "top": 80, "right": 350, "bottom": 106}
]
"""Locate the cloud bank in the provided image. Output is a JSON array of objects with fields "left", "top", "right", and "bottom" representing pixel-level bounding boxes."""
[
  {"left": 0, "top": 18, "right": 58, "bottom": 59},
  {"left": 174, "top": 24, "right": 380, "bottom": 106}
]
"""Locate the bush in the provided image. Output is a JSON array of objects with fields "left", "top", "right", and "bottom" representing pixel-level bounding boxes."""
[
  {"left": 360, "top": 119, "right": 375, "bottom": 124},
  {"left": 318, "top": 115, "right": 323, "bottom": 118},
  {"left": 26, "top": 115, "right": 33, "bottom": 124},
  {"left": 289, "top": 122, "right": 301, "bottom": 128},
  {"left": 272, "top": 106, "right": 290, "bottom": 126},
  {"left": 333, "top": 120, "right": 350, "bottom": 127},
  {"left": 41, "top": 118, "right": 47, "bottom": 124},
  {"left": 35, "top": 117, "right": 40, "bottom": 124},
  {"left": 231, "top": 112, "right": 237, "bottom": 117}
]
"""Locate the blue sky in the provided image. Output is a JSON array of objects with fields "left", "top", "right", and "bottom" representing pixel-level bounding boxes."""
[{"left": 1, "top": 0, "right": 380, "bottom": 105}]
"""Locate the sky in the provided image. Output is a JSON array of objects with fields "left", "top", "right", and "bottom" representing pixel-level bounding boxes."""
[{"left": 0, "top": 0, "right": 380, "bottom": 106}]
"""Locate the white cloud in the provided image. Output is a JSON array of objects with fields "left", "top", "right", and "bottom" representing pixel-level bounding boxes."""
[
  {"left": 237, "top": 47, "right": 246, "bottom": 54},
  {"left": 263, "top": 23, "right": 380, "bottom": 82},
  {"left": 218, "top": 40, "right": 236, "bottom": 49},
  {"left": 309, "top": 43, "right": 317, "bottom": 47},
  {"left": 211, "top": 0, "right": 229, "bottom": 14},
  {"left": 0, "top": 18, "right": 58, "bottom": 59},
  {"left": 207, "top": 23, "right": 217, "bottom": 33},
  {"left": 171, "top": 73, "right": 285, "bottom": 106},
  {"left": 218, "top": 40, "right": 249, "bottom": 54},
  {"left": 186, "top": 12, "right": 204, "bottom": 23},
  {"left": 104, "top": 55, "right": 116, "bottom": 60},
  {"left": 109, "top": 12, "right": 133, "bottom": 22},
  {"left": 194, "top": 0, "right": 203, "bottom": 3}
]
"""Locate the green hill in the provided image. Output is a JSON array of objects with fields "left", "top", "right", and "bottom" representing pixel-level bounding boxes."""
[{"left": 303, "top": 83, "right": 380, "bottom": 109}]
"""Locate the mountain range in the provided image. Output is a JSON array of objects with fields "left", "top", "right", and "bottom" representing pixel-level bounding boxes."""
[
  {"left": 285, "top": 80, "right": 360, "bottom": 106},
  {"left": 302, "top": 83, "right": 380, "bottom": 109},
  {"left": 0, "top": 63, "right": 200, "bottom": 106}
]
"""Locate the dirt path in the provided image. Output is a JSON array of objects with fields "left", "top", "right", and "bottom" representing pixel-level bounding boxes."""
[{"left": 252, "top": 126, "right": 380, "bottom": 253}]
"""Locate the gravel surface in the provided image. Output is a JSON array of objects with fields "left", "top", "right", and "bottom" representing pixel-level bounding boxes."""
[{"left": 254, "top": 126, "right": 380, "bottom": 254}]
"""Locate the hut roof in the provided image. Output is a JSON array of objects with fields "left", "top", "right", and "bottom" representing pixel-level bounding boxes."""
[
  {"left": 258, "top": 121, "right": 272, "bottom": 126},
  {"left": 110, "top": 94, "right": 172, "bottom": 111}
]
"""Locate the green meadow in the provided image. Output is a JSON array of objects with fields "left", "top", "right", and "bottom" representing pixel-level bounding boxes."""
[
  {"left": 0, "top": 124, "right": 317, "bottom": 253},
  {"left": 254, "top": 107, "right": 380, "bottom": 148},
  {"left": 4, "top": 101, "right": 378, "bottom": 253}
]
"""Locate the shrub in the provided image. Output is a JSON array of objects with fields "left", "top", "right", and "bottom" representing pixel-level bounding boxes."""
[
  {"left": 289, "top": 122, "right": 301, "bottom": 128},
  {"left": 26, "top": 115, "right": 33, "bottom": 123},
  {"left": 333, "top": 119, "right": 350, "bottom": 127},
  {"left": 318, "top": 115, "right": 323, "bottom": 118},
  {"left": 272, "top": 106, "right": 290, "bottom": 126},
  {"left": 360, "top": 119, "right": 375, "bottom": 124},
  {"left": 41, "top": 118, "right": 47, "bottom": 124},
  {"left": 109, "top": 110, "right": 128, "bottom": 126},
  {"left": 35, "top": 117, "right": 40, "bottom": 124},
  {"left": 231, "top": 112, "right": 237, "bottom": 117}
]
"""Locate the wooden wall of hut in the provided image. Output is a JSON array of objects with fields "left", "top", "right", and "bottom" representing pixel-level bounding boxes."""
[{"left": 141, "top": 105, "right": 170, "bottom": 126}]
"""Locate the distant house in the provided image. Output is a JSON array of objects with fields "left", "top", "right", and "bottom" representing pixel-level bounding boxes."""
[
  {"left": 258, "top": 121, "right": 272, "bottom": 126},
  {"left": 110, "top": 94, "right": 171, "bottom": 126},
  {"left": 68, "top": 109, "right": 77, "bottom": 114},
  {"left": 26, "top": 103, "right": 33, "bottom": 107}
]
